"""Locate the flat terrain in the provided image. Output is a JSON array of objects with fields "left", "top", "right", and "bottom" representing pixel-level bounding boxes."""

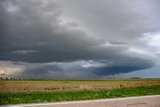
[
  {"left": 1, "top": 79, "right": 160, "bottom": 92},
  {"left": 0, "top": 79, "right": 160, "bottom": 105}
]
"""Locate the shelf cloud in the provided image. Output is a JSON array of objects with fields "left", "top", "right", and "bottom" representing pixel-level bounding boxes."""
[{"left": 0, "top": 0, "right": 160, "bottom": 78}]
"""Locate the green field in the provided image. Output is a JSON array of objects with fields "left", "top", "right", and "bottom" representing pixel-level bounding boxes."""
[{"left": 0, "top": 79, "right": 160, "bottom": 105}]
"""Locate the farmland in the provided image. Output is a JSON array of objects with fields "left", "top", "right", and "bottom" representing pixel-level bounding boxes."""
[
  {"left": 0, "top": 79, "right": 160, "bottom": 105},
  {"left": 1, "top": 79, "right": 160, "bottom": 92}
]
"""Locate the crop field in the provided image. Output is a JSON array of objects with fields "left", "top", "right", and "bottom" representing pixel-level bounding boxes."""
[
  {"left": 1, "top": 79, "right": 160, "bottom": 92},
  {"left": 0, "top": 79, "right": 160, "bottom": 105}
]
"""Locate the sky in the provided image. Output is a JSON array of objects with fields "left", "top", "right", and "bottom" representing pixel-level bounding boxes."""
[{"left": 0, "top": 0, "right": 160, "bottom": 78}]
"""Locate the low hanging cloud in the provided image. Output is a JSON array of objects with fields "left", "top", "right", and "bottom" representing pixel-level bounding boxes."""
[
  {"left": 0, "top": 0, "right": 160, "bottom": 78},
  {"left": 0, "top": 59, "right": 154, "bottom": 78}
]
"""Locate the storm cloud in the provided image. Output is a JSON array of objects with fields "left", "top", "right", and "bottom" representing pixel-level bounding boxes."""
[{"left": 0, "top": 0, "right": 160, "bottom": 78}]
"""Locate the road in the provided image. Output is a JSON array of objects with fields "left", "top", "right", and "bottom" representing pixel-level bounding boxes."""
[{"left": 2, "top": 95, "right": 160, "bottom": 107}]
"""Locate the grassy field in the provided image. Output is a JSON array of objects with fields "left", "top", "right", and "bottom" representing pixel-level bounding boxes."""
[
  {"left": 0, "top": 79, "right": 160, "bottom": 105},
  {"left": 1, "top": 78, "right": 160, "bottom": 92}
]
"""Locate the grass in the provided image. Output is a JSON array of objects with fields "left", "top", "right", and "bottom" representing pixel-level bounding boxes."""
[{"left": 0, "top": 85, "right": 160, "bottom": 105}]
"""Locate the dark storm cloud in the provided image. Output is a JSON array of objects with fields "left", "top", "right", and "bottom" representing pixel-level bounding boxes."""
[
  {"left": 0, "top": 0, "right": 95, "bottom": 62},
  {"left": 0, "top": 58, "right": 154, "bottom": 78},
  {"left": 0, "top": 0, "right": 159, "bottom": 78},
  {"left": 92, "top": 58, "right": 154, "bottom": 76}
]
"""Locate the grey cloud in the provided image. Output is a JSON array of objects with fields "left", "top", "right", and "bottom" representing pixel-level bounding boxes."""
[
  {"left": 0, "top": 58, "right": 154, "bottom": 78},
  {"left": 60, "top": 0, "right": 153, "bottom": 41},
  {"left": 91, "top": 58, "right": 154, "bottom": 76},
  {"left": 0, "top": 0, "right": 159, "bottom": 78}
]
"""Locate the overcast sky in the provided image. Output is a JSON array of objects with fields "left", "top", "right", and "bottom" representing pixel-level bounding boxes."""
[{"left": 0, "top": 0, "right": 160, "bottom": 78}]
